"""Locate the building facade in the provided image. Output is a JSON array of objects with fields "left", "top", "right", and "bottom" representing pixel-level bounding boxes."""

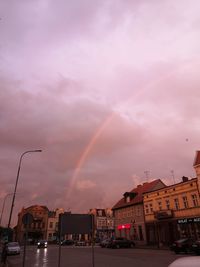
[
  {"left": 112, "top": 180, "right": 166, "bottom": 245},
  {"left": 47, "top": 208, "right": 64, "bottom": 242},
  {"left": 144, "top": 176, "right": 200, "bottom": 247},
  {"left": 16, "top": 205, "right": 49, "bottom": 244},
  {"left": 89, "top": 208, "right": 114, "bottom": 240}
]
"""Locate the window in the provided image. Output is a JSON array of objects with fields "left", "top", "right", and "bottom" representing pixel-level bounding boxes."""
[
  {"left": 126, "top": 196, "right": 130, "bottom": 203},
  {"left": 158, "top": 201, "right": 162, "bottom": 210},
  {"left": 149, "top": 203, "right": 153, "bottom": 213},
  {"left": 191, "top": 194, "right": 198, "bottom": 207},
  {"left": 166, "top": 200, "right": 170, "bottom": 210},
  {"left": 174, "top": 198, "right": 180, "bottom": 210},
  {"left": 136, "top": 207, "right": 141, "bottom": 216},
  {"left": 49, "top": 222, "right": 53, "bottom": 229},
  {"left": 145, "top": 204, "right": 149, "bottom": 214},
  {"left": 182, "top": 196, "right": 188, "bottom": 208},
  {"left": 98, "top": 210, "right": 103, "bottom": 216}
]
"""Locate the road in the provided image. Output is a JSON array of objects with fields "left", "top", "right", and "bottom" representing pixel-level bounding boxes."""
[{"left": 7, "top": 245, "right": 188, "bottom": 267}]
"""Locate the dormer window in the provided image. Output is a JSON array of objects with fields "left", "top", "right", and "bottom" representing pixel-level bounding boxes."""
[{"left": 123, "top": 192, "right": 137, "bottom": 203}]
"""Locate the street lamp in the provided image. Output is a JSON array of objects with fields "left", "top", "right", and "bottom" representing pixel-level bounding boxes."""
[
  {"left": 0, "top": 193, "right": 13, "bottom": 227},
  {"left": 7, "top": 150, "right": 42, "bottom": 228}
]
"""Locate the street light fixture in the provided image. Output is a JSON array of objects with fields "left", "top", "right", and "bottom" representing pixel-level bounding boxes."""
[{"left": 7, "top": 150, "right": 42, "bottom": 228}]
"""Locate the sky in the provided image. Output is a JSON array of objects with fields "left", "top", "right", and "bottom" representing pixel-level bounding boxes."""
[{"left": 1, "top": 0, "right": 200, "bottom": 227}]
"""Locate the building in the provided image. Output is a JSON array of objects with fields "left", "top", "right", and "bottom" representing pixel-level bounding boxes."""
[
  {"left": 89, "top": 208, "right": 115, "bottom": 240},
  {"left": 16, "top": 205, "right": 49, "bottom": 244},
  {"left": 47, "top": 208, "right": 64, "bottom": 242},
  {"left": 193, "top": 150, "right": 200, "bottom": 197},
  {"left": 144, "top": 176, "right": 200, "bottom": 247},
  {"left": 112, "top": 180, "right": 166, "bottom": 245}
]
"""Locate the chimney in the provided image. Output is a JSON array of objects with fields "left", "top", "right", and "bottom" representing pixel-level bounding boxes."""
[{"left": 182, "top": 176, "right": 189, "bottom": 182}]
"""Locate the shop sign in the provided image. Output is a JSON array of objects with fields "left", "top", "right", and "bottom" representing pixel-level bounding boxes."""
[
  {"left": 117, "top": 223, "right": 131, "bottom": 230},
  {"left": 155, "top": 210, "right": 173, "bottom": 220},
  {"left": 177, "top": 217, "right": 200, "bottom": 224}
]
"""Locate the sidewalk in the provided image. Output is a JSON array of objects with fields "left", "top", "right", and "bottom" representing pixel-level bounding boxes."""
[{"left": 135, "top": 242, "right": 170, "bottom": 250}]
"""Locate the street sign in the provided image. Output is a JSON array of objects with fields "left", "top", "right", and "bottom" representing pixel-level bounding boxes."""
[{"left": 22, "top": 213, "right": 34, "bottom": 225}]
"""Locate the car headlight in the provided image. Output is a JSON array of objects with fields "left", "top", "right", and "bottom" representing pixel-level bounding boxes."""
[{"left": 37, "top": 242, "right": 40, "bottom": 245}]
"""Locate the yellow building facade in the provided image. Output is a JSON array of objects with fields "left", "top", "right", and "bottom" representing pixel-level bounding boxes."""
[{"left": 143, "top": 176, "right": 200, "bottom": 246}]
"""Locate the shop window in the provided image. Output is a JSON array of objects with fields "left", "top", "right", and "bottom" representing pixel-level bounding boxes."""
[
  {"left": 182, "top": 196, "right": 188, "bottom": 208},
  {"left": 191, "top": 194, "right": 198, "bottom": 207},
  {"left": 174, "top": 198, "right": 180, "bottom": 210}
]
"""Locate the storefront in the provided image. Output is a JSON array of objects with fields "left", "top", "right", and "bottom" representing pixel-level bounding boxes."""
[
  {"left": 117, "top": 223, "right": 132, "bottom": 238},
  {"left": 146, "top": 216, "right": 200, "bottom": 247},
  {"left": 177, "top": 217, "right": 200, "bottom": 240}
]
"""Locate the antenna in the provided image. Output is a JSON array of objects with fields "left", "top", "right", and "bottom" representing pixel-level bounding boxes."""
[
  {"left": 144, "top": 170, "right": 150, "bottom": 181},
  {"left": 171, "top": 170, "right": 175, "bottom": 184}
]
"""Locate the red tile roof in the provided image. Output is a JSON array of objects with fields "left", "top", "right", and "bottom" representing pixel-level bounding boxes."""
[
  {"left": 193, "top": 151, "right": 200, "bottom": 167},
  {"left": 112, "top": 179, "right": 166, "bottom": 210}
]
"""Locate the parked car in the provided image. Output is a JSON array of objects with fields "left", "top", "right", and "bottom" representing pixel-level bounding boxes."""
[
  {"left": 192, "top": 240, "right": 200, "bottom": 255},
  {"left": 37, "top": 240, "right": 48, "bottom": 248},
  {"left": 108, "top": 237, "right": 135, "bottom": 249},
  {"left": 171, "top": 238, "right": 194, "bottom": 254},
  {"left": 168, "top": 257, "right": 200, "bottom": 267},
  {"left": 61, "top": 239, "right": 74, "bottom": 246},
  {"left": 6, "top": 242, "right": 20, "bottom": 255},
  {"left": 100, "top": 239, "right": 112, "bottom": 248},
  {"left": 75, "top": 240, "right": 86, "bottom": 246}
]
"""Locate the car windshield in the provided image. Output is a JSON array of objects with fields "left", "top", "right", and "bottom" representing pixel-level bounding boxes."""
[{"left": 8, "top": 242, "right": 19, "bottom": 247}]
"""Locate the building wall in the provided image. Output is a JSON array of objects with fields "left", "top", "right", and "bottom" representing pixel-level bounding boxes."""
[
  {"left": 143, "top": 178, "right": 200, "bottom": 246},
  {"left": 194, "top": 164, "right": 200, "bottom": 198},
  {"left": 46, "top": 208, "right": 64, "bottom": 242},
  {"left": 89, "top": 208, "right": 114, "bottom": 240},
  {"left": 114, "top": 204, "right": 146, "bottom": 244},
  {"left": 16, "top": 205, "right": 49, "bottom": 244}
]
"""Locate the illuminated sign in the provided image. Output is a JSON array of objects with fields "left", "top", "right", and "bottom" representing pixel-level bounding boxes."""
[
  {"left": 117, "top": 223, "right": 131, "bottom": 230},
  {"left": 177, "top": 217, "right": 200, "bottom": 224}
]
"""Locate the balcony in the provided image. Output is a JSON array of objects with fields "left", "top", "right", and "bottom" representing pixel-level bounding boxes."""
[{"left": 154, "top": 210, "right": 173, "bottom": 220}]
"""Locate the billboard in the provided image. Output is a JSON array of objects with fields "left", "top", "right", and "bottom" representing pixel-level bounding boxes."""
[{"left": 59, "top": 213, "right": 93, "bottom": 234}]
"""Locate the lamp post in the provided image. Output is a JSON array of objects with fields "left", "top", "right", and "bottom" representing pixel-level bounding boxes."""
[
  {"left": 7, "top": 150, "right": 42, "bottom": 229},
  {"left": 0, "top": 193, "right": 13, "bottom": 227}
]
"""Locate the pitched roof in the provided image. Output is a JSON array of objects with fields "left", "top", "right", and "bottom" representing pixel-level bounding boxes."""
[
  {"left": 112, "top": 179, "right": 165, "bottom": 210},
  {"left": 193, "top": 151, "right": 200, "bottom": 167}
]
